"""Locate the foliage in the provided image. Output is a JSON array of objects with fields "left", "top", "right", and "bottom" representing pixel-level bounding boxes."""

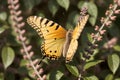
[{"left": 0, "top": 0, "right": 120, "bottom": 80}]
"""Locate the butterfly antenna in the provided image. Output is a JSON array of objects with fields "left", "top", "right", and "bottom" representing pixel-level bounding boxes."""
[{"left": 38, "top": 56, "right": 46, "bottom": 65}]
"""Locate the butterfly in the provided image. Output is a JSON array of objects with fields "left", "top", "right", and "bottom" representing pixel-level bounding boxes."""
[{"left": 27, "top": 14, "right": 89, "bottom": 63}]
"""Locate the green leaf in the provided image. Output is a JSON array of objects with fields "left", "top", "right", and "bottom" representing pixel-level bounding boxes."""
[
  {"left": 55, "top": 71, "right": 63, "bottom": 80},
  {"left": 105, "top": 74, "right": 114, "bottom": 80},
  {"left": 108, "top": 53, "right": 120, "bottom": 74},
  {"left": 56, "top": 0, "right": 70, "bottom": 10},
  {"left": 84, "top": 60, "right": 104, "bottom": 70},
  {"left": 115, "top": 78, "right": 120, "bottom": 80},
  {"left": 20, "top": 59, "right": 29, "bottom": 67},
  {"left": 88, "top": 2, "right": 98, "bottom": 26},
  {"left": 22, "top": 0, "right": 41, "bottom": 11},
  {"left": 37, "top": 12, "right": 45, "bottom": 18},
  {"left": 66, "top": 11, "right": 80, "bottom": 29},
  {"left": 77, "top": 1, "right": 88, "bottom": 9},
  {"left": 1, "top": 46, "right": 15, "bottom": 69},
  {"left": 48, "top": 70, "right": 64, "bottom": 80},
  {"left": 66, "top": 22, "right": 73, "bottom": 30},
  {"left": 48, "top": 0, "right": 59, "bottom": 16},
  {"left": 22, "top": 0, "right": 35, "bottom": 10},
  {"left": 0, "top": 25, "right": 9, "bottom": 34},
  {"left": 28, "top": 69, "right": 37, "bottom": 78},
  {"left": 0, "top": 12, "right": 7, "bottom": 21},
  {"left": 0, "top": 27, "right": 5, "bottom": 34},
  {"left": 23, "top": 77, "right": 30, "bottom": 80},
  {"left": 0, "top": 73, "right": 4, "bottom": 80},
  {"left": 65, "top": 64, "right": 79, "bottom": 77},
  {"left": 83, "top": 75, "right": 99, "bottom": 80},
  {"left": 114, "top": 45, "right": 120, "bottom": 52},
  {"left": 87, "top": 33, "right": 93, "bottom": 42}
]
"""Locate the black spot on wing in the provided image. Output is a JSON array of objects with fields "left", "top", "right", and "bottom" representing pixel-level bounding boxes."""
[
  {"left": 54, "top": 50, "right": 57, "bottom": 53},
  {"left": 47, "top": 30, "right": 49, "bottom": 32},
  {"left": 39, "top": 17, "right": 44, "bottom": 28},
  {"left": 40, "top": 17, "right": 44, "bottom": 23},
  {"left": 50, "top": 50, "right": 52, "bottom": 53},
  {"left": 55, "top": 25, "right": 59, "bottom": 30},
  {"left": 44, "top": 19, "right": 49, "bottom": 25},
  {"left": 50, "top": 22, "right": 54, "bottom": 27}
]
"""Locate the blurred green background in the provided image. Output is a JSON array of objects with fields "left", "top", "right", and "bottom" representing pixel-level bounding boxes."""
[{"left": 0, "top": 0, "right": 120, "bottom": 80}]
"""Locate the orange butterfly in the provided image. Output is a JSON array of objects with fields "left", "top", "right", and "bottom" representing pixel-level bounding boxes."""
[{"left": 27, "top": 14, "right": 89, "bottom": 62}]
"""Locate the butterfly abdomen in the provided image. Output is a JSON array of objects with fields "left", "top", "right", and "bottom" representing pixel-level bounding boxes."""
[{"left": 62, "top": 29, "right": 73, "bottom": 57}]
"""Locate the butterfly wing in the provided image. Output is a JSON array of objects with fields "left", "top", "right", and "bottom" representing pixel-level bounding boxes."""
[
  {"left": 72, "top": 15, "right": 89, "bottom": 40},
  {"left": 65, "top": 15, "right": 89, "bottom": 62},
  {"left": 27, "top": 16, "right": 67, "bottom": 60},
  {"left": 41, "top": 38, "right": 65, "bottom": 60}
]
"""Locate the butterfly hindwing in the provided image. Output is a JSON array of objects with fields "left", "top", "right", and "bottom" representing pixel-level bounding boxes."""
[
  {"left": 65, "top": 39, "right": 78, "bottom": 62},
  {"left": 27, "top": 16, "right": 67, "bottom": 60},
  {"left": 41, "top": 38, "right": 65, "bottom": 60}
]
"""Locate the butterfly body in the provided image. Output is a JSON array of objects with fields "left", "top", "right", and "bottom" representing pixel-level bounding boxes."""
[{"left": 27, "top": 15, "right": 89, "bottom": 62}]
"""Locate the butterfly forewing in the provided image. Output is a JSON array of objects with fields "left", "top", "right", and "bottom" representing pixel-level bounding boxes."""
[
  {"left": 27, "top": 16, "right": 67, "bottom": 39},
  {"left": 72, "top": 15, "right": 89, "bottom": 39},
  {"left": 27, "top": 16, "right": 67, "bottom": 60}
]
